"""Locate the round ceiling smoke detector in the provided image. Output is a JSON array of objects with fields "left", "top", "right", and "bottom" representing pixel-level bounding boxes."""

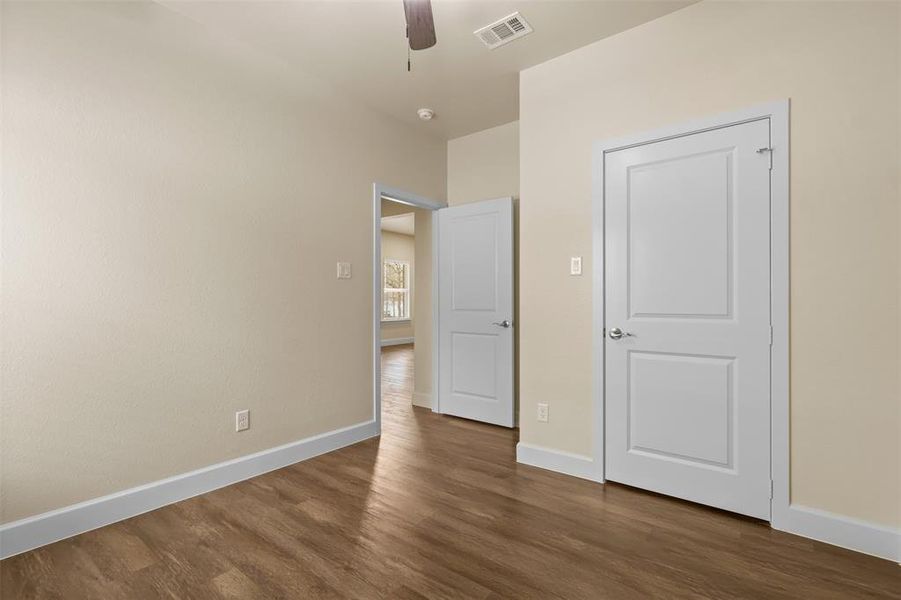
[{"left": 417, "top": 108, "right": 435, "bottom": 121}]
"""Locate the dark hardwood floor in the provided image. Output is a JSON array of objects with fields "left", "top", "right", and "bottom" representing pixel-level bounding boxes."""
[{"left": 2, "top": 343, "right": 898, "bottom": 598}]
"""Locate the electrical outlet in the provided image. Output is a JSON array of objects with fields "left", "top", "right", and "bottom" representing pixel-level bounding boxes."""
[
  {"left": 235, "top": 409, "right": 249, "bottom": 432},
  {"left": 537, "top": 403, "right": 549, "bottom": 423}
]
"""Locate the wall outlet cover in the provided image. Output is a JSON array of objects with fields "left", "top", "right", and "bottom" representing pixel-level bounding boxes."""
[
  {"left": 337, "top": 262, "right": 352, "bottom": 279},
  {"left": 235, "top": 409, "right": 250, "bottom": 432},
  {"left": 537, "top": 403, "right": 549, "bottom": 423}
]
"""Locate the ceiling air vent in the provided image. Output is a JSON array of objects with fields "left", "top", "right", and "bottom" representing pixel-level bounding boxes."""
[{"left": 474, "top": 12, "right": 533, "bottom": 49}]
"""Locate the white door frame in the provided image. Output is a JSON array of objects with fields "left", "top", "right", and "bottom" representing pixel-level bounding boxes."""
[
  {"left": 372, "top": 183, "right": 446, "bottom": 434},
  {"left": 591, "top": 100, "right": 790, "bottom": 526}
]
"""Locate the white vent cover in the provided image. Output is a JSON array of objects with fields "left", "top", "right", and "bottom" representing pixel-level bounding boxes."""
[{"left": 474, "top": 12, "right": 533, "bottom": 49}]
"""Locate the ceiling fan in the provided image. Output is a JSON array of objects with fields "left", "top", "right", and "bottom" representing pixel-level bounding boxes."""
[{"left": 403, "top": 0, "right": 436, "bottom": 70}]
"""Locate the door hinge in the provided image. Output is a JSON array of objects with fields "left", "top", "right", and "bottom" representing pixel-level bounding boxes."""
[
  {"left": 769, "top": 326, "right": 774, "bottom": 346},
  {"left": 769, "top": 480, "right": 774, "bottom": 499}
]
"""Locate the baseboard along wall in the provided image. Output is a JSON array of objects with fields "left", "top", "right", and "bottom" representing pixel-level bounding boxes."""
[
  {"left": 380, "top": 337, "right": 414, "bottom": 347},
  {"left": 4, "top": 422, "right": 896, "bottom": 563},
  {"left": 0, "top": 420, "right": 379, "bottom": 560},
  {"left": 516, "top": 442, "right": 599, "bottom": 483},
  {"left": 515, "top": 443, "right": 900, "bottom": 562}
]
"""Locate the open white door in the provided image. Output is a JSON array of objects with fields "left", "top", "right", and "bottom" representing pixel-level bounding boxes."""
[
  {"left": 438, "top": 197, "right": 514, "bottom": 427},
  {"left": 604, "top": 119, "right": 772, "bottom": 519}
]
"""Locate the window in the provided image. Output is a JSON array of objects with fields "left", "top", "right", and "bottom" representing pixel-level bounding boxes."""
[{"left": 382, "top": 259, "right": 411, "bottom": 320}]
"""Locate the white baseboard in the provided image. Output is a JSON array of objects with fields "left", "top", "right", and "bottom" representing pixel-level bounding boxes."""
[
  {"left": 380, "top": 337, "right": 414, "bottom": 347},
  {"left": 7, "top": 423, "right": 896, "bottom": 565},
  {"left": 775, "top": 504, "right": 900, "bottom": 562},
  {"left": 0, "top": 420, "right": 379, "bottom": 560},
  {"left": 412, "top": 392, "right": 431, "bottom": 408},
  {"left": 517, "top": 440, "right": 899, "bottom": 562},
  {"left": 516, "top": 442, "right": 599, "bottom": 482}
]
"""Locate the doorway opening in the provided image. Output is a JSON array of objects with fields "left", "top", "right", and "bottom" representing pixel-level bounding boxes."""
[
  {"left": 371, "top": 184, "right": 444, "bottom": 434},
  {"left": 372, "top": 185, "right": 517, "bottom": 435}
]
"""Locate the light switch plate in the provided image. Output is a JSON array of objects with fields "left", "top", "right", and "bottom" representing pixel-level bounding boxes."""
[
  {"left": 337, "top": 262, "right": 352, "bottom": 279},
  {"left": 570, "top": 256, "right": 582, "bottom": 276}
]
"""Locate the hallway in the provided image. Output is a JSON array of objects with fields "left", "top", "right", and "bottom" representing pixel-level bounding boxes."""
[{"left": 380, "top": 343, "right": 416, "bottom": 421}]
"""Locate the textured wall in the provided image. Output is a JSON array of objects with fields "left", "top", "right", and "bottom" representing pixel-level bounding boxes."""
[
  {"left": 519, "top": 1, "right": 900, "bottom": 526},
  {"left": 0, "top": 1, "right": 446, "bottom": 523},
  {"left": 447, "top": 121, "right": 519, "bottom": 206}
]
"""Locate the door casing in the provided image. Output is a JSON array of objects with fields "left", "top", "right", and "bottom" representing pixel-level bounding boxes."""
[
  {"left": 591, "top": 100, "right": 789, "bottom": 527},
  {"left": 372, "top": 184, "right": 445, "bottom": 435}
]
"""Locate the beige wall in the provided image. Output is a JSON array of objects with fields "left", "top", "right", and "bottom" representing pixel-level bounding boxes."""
[
  {"left": 412, "top": 209, "right": 433, "bottom": 408},
  {"left": 380, "top": 229, "right": 415, "bottom": 341},
  {"left": 447, "top": 121, "right": 519, "bottom": 206},
  {"left": 519, "top": 0, "right": 900, "bottom": 528},
  {"left": 0, "top": 1, "right": 445, "bottom": 524}
]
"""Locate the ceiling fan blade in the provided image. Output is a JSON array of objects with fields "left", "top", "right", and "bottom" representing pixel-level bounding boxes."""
[{"left": 403, "top": 0, "right": 437, "bottom": 50}]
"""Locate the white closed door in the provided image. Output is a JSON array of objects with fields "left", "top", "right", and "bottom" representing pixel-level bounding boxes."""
[
  {"left": 604, "top": 119, "right": 772, "bottom": 519},
  {"left": 438, "top": 197, "right": 514, "bottom": 427}
]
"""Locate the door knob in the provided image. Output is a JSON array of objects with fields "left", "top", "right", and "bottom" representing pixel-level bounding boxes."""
[
  {"left": 608, "top": 327, "right": 632, "bottom": 340},
  {"left": 493, "top": 320, "right": 512, "bottom": 328}
]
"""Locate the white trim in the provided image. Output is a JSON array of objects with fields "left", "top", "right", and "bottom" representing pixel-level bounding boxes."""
[
  {"left": 412, "top": 392, "right": 431, "bottom": 408},
  {"left": 767, "top": 101, "right": 791, "bottom": 534},
  {"left": 0, "top": 420, "right": 378, "bottom": 560},
  {"left": 590, "top": 118, "right": 607, "bottom": 484},
  {"left": 592, "top": 102, "right": 792, "bottom": 517},
  {"left": 380, "top": 337, "right": 414, "bottom": 347},
  {"left": 516, "top": 443, "right": 599, "bottom": 482},
  {"left": 372, "top": 184, "right": 445, "bottom": 431},
  {"left": 382, "top": 257, "right": 412, "bottom": 321},
  {"left": 373, "top": 186, "right": 383, "bottom": 434},
  {"left": 379, "top": 184, "right": 445, "bottom": 211},
  {"left": 775, "top": 505, "right": 901, "bottom": 562},
  {"left": 431, "top": 210, "right": 441, "bottom": 414},
  {"left": 592, "top": 100, "right": 791, "bottom": 491},
  {"left": 593, "top": 101, "right": 788, "bottom": 155}
]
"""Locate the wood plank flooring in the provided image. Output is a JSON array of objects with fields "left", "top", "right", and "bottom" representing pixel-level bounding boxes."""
[{"left": 2, "top": 344, "right": 898, "bottom": 598}]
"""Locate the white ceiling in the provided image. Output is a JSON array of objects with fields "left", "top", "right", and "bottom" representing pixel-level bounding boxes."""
[
  {"left": 161, "top": 0, "right": 692, "bottom": 140},
  {"left": 381, "top": 213, "right": 415, "bottom": 235}
]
